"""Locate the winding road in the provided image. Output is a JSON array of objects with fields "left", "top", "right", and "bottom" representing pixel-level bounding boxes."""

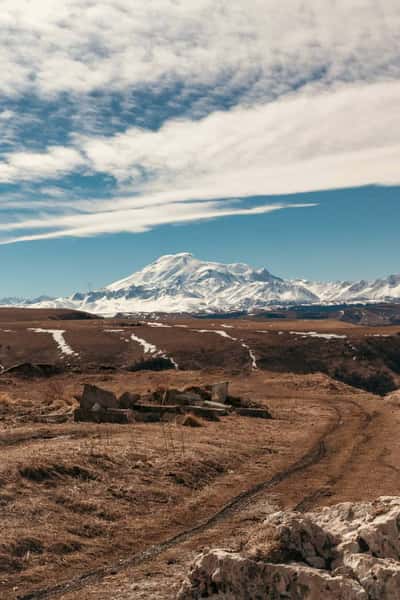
[{"left": 19, "top": 388, "right": 400, "bottom": 600}]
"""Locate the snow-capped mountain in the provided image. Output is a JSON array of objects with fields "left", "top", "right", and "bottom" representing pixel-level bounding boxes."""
[
  {"left": 0, "top": 295, "right": 55, "bottom": 307},
  {"left": 294, "top": 274, "right": 400, "bottom": 304},
  {"left": 5, "top": 253, "right": 400, "bottom": 315}
]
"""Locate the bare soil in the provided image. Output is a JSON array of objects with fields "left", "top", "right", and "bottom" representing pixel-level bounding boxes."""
[{"left": 0, "top": 310, "right": 399, "bottom": 599}]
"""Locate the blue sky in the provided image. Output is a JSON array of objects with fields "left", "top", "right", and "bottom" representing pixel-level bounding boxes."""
[{"left": 0, "top": 2, "right": 399, "bottom": 297}]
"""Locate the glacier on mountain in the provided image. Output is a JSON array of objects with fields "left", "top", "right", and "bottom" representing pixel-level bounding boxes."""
[{"left": 2, "top": 253, "right": 400, "bottom": 315}]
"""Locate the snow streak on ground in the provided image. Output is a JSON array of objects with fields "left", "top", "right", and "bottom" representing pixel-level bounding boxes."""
[
  {"left": 214, "top": 329, "right": 237, "bottom": 340},
  {"left": 130, "top": 333, "right": 159, "bottom": 354},
  {"left": 289, "top": 331, "right": 347, "bottom": 340},
  {"left": 369, "top": 334, "right": 390, "bottom": 337},
  {"left": 192, "top": 328, "right": 258, "bottom": 369},
  {"left": 240, "top": 342, "right": 258, "bottom": 369},
  {"left": 130, "top": 333, "right": 179, "bottom": 369},
  {"left": 29, "top": 328, "right": 79, "bottom": 357},
  {"left": 145, "top": 322, "right": 172, "bottom": 328}
]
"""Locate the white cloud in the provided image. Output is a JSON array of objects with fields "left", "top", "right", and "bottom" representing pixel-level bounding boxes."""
[
  {"left": 0, "top": 1, "right": 399, "bottom": 244},
  {"left": 0, "top": 1, "right": 398, "bottom": 99},
  {"left": 0, "top": 201, "right": 316, "bottom": 244},
  {"left": 0, "top": 78, "right": 398, "bottom": 243},
  {"left": 79, "top": 79, "right": 400, "bottom": 196},
  {"left": 0, "top": 147, "right": 85, "bottom": 183}
]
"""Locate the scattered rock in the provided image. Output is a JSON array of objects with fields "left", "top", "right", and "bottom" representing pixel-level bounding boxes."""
[
  {"left": 80, "top": 384, "right": 119, "bottom": 410},
  {"left": 203, "top": 400, "right": 230, "bottom": 411},
  {"left": 226, "top": 394, "right": 244, "bottom": 407},
  {"left": 184, "top": 406, "right": 226, "bottom": 421},
  {"left": 234, "top": 407, "right": 272, "bottom": 419},
  {"left": 207, "top": 382, "right": 229, "bottom": 404},
  {"left": 118, "top": 391, "right": 141, "bottom": 409},
  {"left": 75, "top": 381, "right": 265, "bottom": 425},
  {"left": 184, "top": 386, "right": 212, "bottom": 401},
  {"left": 165, "top": 389, "right": 204, "bottom": 406},
  {"left": 102, "top": 408, "right": 135, "bottom": 424}
]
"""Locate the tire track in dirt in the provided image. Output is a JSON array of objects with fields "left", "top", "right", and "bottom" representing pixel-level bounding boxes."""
[
  {"left": 292, "top": 397, "right": 372, "bottom": 512},
  {"left": 0, "top": 429, "right": 91, "bottom": 447},
  {"left": 19, "top": 398, "right": 345, "bottom": 600}
]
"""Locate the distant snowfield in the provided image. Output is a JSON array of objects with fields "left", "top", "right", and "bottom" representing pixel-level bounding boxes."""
[
  {"left": 289, "top": 331, "right": 347, "bottom": 340},
  {"left": 29, "top": 328, "right": 79, "bottom": 357}
]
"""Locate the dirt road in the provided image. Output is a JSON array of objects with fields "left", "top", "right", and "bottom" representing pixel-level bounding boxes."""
[{"left": 17, "top": 376, "right": 400, "bottom": 600}]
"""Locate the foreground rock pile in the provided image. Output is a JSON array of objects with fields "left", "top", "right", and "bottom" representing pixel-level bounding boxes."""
[
  {"left": 74, "top": 382, "right": 271, "bottom": 424},
  {"left": 178, "top": 496, "right": 400, "bottom": 599}
]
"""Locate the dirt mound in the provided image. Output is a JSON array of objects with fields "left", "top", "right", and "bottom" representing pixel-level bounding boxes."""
[
  {"left": 0, "top": 308, "right": 98, "bottom": 321},
  {"left": 3, "top": 362, "right": 63, "bottom": 378}
]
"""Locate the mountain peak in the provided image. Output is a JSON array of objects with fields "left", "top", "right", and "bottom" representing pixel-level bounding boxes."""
[
  {"left": 10, "top": 254, "right": 400, "bottom": 315},
  {"left": 154, "top": 252, "right": 194, "bottom": 262}
]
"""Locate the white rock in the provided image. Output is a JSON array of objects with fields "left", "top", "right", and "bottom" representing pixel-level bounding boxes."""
[{"left": 178, "top": 497, "right": 400, "bottom": 599}]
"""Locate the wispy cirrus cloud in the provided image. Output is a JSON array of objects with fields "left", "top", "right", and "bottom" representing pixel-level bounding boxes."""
[{"left": 0, "top": 201, "right": 317, "bottom": 244}]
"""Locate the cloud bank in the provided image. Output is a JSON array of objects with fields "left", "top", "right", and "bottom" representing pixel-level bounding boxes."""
[{"left": 0, "top": 1, "right": 399, "bottom": 243}]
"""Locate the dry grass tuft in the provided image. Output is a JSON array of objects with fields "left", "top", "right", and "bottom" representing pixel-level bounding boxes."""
[{"left": 180, "top": 413, "right": 204, "bottom": 428}]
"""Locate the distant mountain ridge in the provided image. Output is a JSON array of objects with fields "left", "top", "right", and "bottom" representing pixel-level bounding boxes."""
[{"left": 2, "top": 253, "right": 400, "bottom": 315}]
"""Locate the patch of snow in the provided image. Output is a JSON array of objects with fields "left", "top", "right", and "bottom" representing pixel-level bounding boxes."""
[
  {"left": 289, "top": 331, "right": 347, "bottom": 340},
  {"left": 193, "top": 328, "right": 257, "bottom": 369},
  {"left": 130, "top": 333, "right": 178, "bottom": 369},
  {"left": 214, "top": 329, "right": 237, "bottom": 340},
  {"left": 29, "top": 328, "right": 79, "bottom": 357},
  {"left": 168, "top": 356, "right": 179, "bottom": 369},
  {"left": 241, "top": 342, "right": 258, "bottom": 369},
  {"left": 369, "top": 334, "right": 390, "bottom": 337},
  {"left": 130, "top": 333, "right": 159, "bottom": 354},
  {"left": 146, "top": 322, "right": 172, "bottom": 328}
]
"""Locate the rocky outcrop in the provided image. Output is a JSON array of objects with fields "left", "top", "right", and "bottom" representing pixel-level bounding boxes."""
[{"left": 178, "top": 497, "right": 400, "bottom": 599}]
